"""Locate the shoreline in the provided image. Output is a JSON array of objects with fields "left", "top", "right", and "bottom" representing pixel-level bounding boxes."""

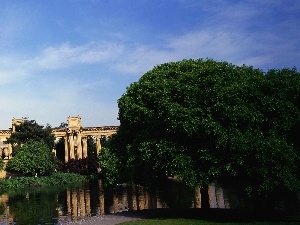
[
  {"left": 58, "top": 208, "right": 300, "bottom": 225},
  {"left": 59, "top": 211, "right": 152, "bottom": 225}
]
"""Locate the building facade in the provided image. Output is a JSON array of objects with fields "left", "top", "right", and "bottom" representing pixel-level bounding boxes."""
[{"left": 0, "top": 116, "right": 118, "bottom": 163}]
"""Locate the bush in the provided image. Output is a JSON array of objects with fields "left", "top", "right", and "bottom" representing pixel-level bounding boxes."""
[
  {"left": 0, "top": 173, "right": 86, "bottom": 190},
  {"left": 6, "top": 140, "right": 56, "bottom": 176},
  {"left": 0, "top": 160, "right": 4, "bottom": 171}
]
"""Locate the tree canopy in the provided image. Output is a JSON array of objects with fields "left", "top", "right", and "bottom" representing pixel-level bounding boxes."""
[
  {"left": 6, "top": 119, "right": 55, "bottom": 151},
  {"left": 6, "top": 140, "right": 56, "bottom": 176},
  {"left": 99, "top": 58, "right": 300, "bottom": 195}
]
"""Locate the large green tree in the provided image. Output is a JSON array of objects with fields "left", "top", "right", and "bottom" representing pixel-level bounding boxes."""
[
  {"left": 6, "top": 140, "right": 56, "bottom": 176},
  {"left": 6, "top": 119, "right": 55, "bottom": 151},
  {"left": 100, "top": 59, "right": 300, "bottom": 195}
]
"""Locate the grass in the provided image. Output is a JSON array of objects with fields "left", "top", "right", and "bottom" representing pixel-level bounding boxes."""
[
  {"left": 118, "top": 208, "right": 300, "bottom": 225},
  {"left": 120, "top": 219, "right": 300, "bottom": 225}
]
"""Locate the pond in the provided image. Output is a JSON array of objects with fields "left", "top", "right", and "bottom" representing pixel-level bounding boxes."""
[
  {"left": 2, "top": 178, "right": 290, "bottom": 225},
  {"left": 0, "top": 179, "right": 196, "bottom": 225}
]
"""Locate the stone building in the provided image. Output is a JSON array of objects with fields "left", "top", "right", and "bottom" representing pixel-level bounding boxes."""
[
  {"left": 0, "top": 116, "right": 118, "bottom": 177},
  {"left": 53, "top": 116, "right": 118, "bottom": 163}
]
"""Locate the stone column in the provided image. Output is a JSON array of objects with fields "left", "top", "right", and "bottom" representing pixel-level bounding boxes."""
[
  {"left": 82, "top": 137, "right": 88, "bottom": 158},
  {"left": 3, "top": 147, "right": 9, "bottom": 159},
  {"left": 64, "top": 137, "right": 69, "bottom": 163},
  {"left": 96, "top": 137, "right": 101, "bottom": 155},
  {"left": 144, "top": 191, "right": 149, "bottom": 209},
  {"left": 52, "top": 148, "right": 56, "bottom": 157},
  {"left": 67, "top": 189, "right": 71, "bottom": 216},
  {"left": 138, "top": 186, "right": 145, "bottom": 210},
  {"left": 85, "top": 190, "right": 91, "bottom": 216},
  {"left": 113, "top": 190, "right": 119, "bottom": 213},
  {"left": 71, "top": 189, "right": 78, "bottom": 217},
  {"left": 208, "top": 183, "right": 217, "bottom": 208},
  {"left": 216, "top": 186, "right": 225, "bottom": 208},
  {"left": 8, "top": 144, "right": 12, "bottom": 159},
  {"left": 98, "top": 179, "right": 105, "bottom": 215},
  {"left": 194, "top": 186, "right": 201, "bottom": 208},
  {"left": 122, "top": 188, "right": 128, "bottom": 210},
  {"left": 80, "top": 190, "right": 85, "bottom": 217},
  {"left": 77, "top": 132, "right": 82, "bottom": 159},
  {"left": 69, "top": 133, "right": 75, "bottom": 159},
  {"left": 131, "top": 185, "right": 137, "bottom": 210}
]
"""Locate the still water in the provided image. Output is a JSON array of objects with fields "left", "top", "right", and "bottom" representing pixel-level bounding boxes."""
[
  {"left": 0, "top": 179, "right": 194, "bottom": 225},
  {"left": 2, "top": 179, "right": 295, "bottom": 224}
]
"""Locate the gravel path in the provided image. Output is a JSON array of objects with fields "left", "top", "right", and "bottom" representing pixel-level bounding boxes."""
[{"left": 59, "top": 211, "right": 152, "bottom": 225}]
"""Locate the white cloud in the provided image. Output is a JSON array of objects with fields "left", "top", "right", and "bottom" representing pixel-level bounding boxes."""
[
  {"left": 116, "top": 45, "right": 177, "bottom": 74},
  {"left": 115, "top": 0, "right": 300, "bottom": 75},
  {"left": 25, "top": 42, "right": 124, "bottom": 70},
  {"left": 167, "top": 30, "right": 241, "bottom": 59},
  {"left": 0, "top": 76, "right": 120, "bottom": 129},
  {"left": 0, "top": 41, "right": 125, "bottom": 86},
  {"left": 115, "top": 29, "right": 253, "bottom": 76},
  {"left": 0, "top": 69, "right": 28, "bottom": 86}
]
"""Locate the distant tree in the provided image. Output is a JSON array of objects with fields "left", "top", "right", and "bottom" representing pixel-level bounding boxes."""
[
  {"left": 85, "top": 136, "right": 96, "bottom": 156},
  {"left": 86, "top": 136, "right": 99, "bottom": 173},
  {"left": 100, "top": 58, "right": 300, "bottom": 195},
  {"left": 6, "top": 140, "right": 56, "bottom": 176},
  {"left": 53, "top": 122, "right": 68, "bottom": 164},
  {"left": 55, "top": 138, "right": 64, "bottom": 159},
  {"left": 56, "top": 122, "right": 68, "bottom": 129},
  {"left": 100, "top": 136, "right": 109, "bottom": 148},
  {"left": 6, "top": 119, "right": 55, "bottom": 151},
  {"left": 54, "top": 138, "right": 65, "bottom": 170}
]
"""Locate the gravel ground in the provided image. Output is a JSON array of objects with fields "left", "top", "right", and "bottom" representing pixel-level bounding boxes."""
[
  {"left": 58, "top": 211, "right": 152, "bottom": 225},
  {"left": 57, "top": 208, "right": 300, "bottom": 225}
]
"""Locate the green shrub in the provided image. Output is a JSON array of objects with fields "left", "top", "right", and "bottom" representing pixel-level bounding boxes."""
[
  {"left": 0, "top": 172, "right": 86, "bottom": 190},
  {"left": 6, "top": 140, "right": 56, "bottom": 176},
  {"left": 0, "top": 160, "right": 4, "bottom": 171}
]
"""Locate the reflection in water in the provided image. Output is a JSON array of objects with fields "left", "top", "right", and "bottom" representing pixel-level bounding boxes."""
[{"left": 0, "top": 179, "right": 231, "bottom": 224}]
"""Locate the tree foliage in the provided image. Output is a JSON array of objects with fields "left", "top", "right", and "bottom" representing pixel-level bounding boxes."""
[
  {"left": 100, "top": 59, "right": 300, "bottom": 194},
  {"left": 0, "top": 159, "right": 4, "bottom": 172},
  {"left": 64, "top": 155, "right": 99, "bottom": 174},
  {"left": 99, "top": 145, "right": 121, "bottom": 185},
  {"left": 6, "top": 119, "right": 55, "bottom": 151},
  {"left": 87, "top": 136, "right": 97, "bottom": 156},
  {"left": 6, "top": 140, "right": 56, "bottom": 176}
]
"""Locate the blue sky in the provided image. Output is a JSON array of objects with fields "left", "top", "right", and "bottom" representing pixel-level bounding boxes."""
[{"left": 0, "top": 0, "right": 299, "bottom": 129}]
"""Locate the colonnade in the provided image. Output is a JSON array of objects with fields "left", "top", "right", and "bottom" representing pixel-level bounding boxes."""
[
  {"left": 1, "top": 116, "right": 118, "bottom": 165},
  {"left": 207, "top": 183, "right": 228, "bottom": 208},
  {"left": 59, "top": 131, "right": 102, "bottom": 163}
]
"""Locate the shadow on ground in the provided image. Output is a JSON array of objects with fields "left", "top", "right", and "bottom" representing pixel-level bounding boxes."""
[{"left": 114, "top": 208, "right": 300, "bottom": 223}]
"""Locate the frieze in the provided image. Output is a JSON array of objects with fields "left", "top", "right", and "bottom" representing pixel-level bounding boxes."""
[{"left": 0, "top": 130, "right": 12, "bottom": 135}]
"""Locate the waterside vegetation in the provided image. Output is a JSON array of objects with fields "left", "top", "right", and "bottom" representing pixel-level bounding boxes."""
[
  {"left": 0, "top": 172, "right": 86, "bottom": 191},
  {"left": 1, "top": 118, "right": 95, "bottom": 191}
]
